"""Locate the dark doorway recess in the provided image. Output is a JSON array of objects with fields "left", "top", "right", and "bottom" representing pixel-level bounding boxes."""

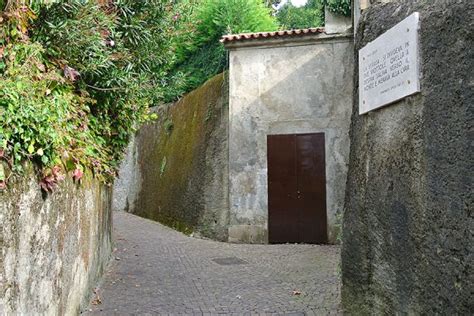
[{"left": 267, "top": 133, "right": 327, "bottom": 244}]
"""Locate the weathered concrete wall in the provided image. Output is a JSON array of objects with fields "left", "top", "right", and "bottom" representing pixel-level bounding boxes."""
[
  {"left": 112, "top": 135, "right": 140, "bottom": 214},
  {"left": 227, "top": 34, "right": 353, "bottom": 243},
  {"left": 0, "top": 200, "right": 4, "bottom": 315},
  {"left": 114, "top": 74, "right": 229, "bottom": 241},
  {"left": 342, "top": 1, "right": 472, "bottom": 314},
  {"left": 0, "top": 167, "right": 112, "bottom": 315},
  {"left": 325, "top": 8, "right": 352, "bottom": 35}
]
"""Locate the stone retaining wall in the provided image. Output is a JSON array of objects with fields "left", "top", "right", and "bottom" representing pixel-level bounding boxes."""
[
  {"left": 0, "top": 167, "right": 112, "bottom": 315},
  {"left": 113, "top": 73, "right": 229, "bottom": 241},
  {"left": 0, "top": 204, "right": 4, "bottom": 314},
  {"left": 342, "top": 1, "right": 472, "bottom": 314}
]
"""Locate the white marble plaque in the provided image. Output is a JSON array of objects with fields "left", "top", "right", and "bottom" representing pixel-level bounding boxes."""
[{"left": 359, "top": 12, "right": 421, "bottom": 114}]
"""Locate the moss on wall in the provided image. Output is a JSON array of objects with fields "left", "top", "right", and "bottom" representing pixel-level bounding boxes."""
[{"left": 133, "top": 73, "right": 229, "bottom": 240}]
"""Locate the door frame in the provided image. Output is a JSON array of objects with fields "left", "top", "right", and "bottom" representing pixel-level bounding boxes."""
[{"left": 266, "top": 132, "right": 328, "bottom": 244}]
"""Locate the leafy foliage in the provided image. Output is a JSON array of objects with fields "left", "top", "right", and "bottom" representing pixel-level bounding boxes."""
[
  {"left": 276, "top": 0, "right": 324, "bottom": 30},
  {"left": 162, "top": 0, "right": 278, "bottom": 102},
  {"left": 0, "top": 0, "right": 278, "bottom": 190},
  {"left": 196, "top": 0, "right": 277, "bottom": 38},
  {"left": 0, "top": 1, "right": 158, "bottom": 189},
  {"left": 276, "top": 0, "right": 351, "bottom": 29},
  {"left": 0, "top": 40, "right": 112, "bottom": 186},
  {"left": 323, "top": 0, "right": 351, "bottom": 16},
  {"left": 33, "top": 2, "right": 117, "bottom": 79}
]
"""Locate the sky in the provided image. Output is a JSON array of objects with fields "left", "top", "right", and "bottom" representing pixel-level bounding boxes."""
[
  {"left": 278, "top": 0, "right": 309, "bottom": 8},
  {"left": 290, "top": 0, "right": 309, "bottom": 6}
]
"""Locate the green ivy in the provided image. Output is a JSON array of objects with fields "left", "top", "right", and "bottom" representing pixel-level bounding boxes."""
[
  {"left": 0, "top": 41, "right": 113, "bottom": 182},
  {"left": 0, "top": 2, "right": 157, "bottom": 189}
]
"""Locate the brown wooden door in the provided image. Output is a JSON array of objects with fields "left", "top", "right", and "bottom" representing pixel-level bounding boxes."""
[{"left": 267, "top": 133, "right": 327, "bottom": 244}]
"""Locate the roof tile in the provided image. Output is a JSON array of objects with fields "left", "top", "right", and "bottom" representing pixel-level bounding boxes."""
[{"left": 220, "top": 27, "right": 325, "bottom": 43}]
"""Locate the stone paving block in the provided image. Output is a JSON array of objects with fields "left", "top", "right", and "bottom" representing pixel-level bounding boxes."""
[{"left": 85, "top": 212, "right": 342, "bottom": 315}]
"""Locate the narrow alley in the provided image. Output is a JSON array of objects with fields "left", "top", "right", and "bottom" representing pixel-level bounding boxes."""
[{"left": 85, "top": 212, "right": 341, "bottom": 315}]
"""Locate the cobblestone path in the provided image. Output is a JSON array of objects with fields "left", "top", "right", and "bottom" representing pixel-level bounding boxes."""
[{"left": 86, "top": 212, "right": 341, "bottom": 315}]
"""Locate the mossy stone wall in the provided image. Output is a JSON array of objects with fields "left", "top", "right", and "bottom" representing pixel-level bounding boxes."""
[{"left": 124, "top": 73, "right": 229, "bottom": 241}]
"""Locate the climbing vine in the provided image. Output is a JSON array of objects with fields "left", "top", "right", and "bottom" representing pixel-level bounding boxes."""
[
  {"left": 0, "top": 0, "right": 279, "bottom": 191},
  {"left": 0, "top": 2, "right": 157, "bottom": 190}
]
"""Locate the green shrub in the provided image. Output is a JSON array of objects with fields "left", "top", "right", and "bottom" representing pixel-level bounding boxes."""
[
  {"left": 163, "top": 0, "right": 278, "bottom": 102},
  {"left": 323, "top": 0, "right": 351, "bottom": 16},
  {"left": 276, "top": 0, "right": 324, "bottom": 30},
  {"left": 0, "top": 2, "right": 158, "bottom": 188},
  {"left": 0, "top": 0, "right": 278, "bottom": 189},
  {"left": 33, "top": 2, "right": 117, "bottom": 79},
  {"left": 37, "top": 1, "right": 178, "bottom": 157},
  {"left": 0, "top": 41, "right": 113, "bottom": 183},
  {"left": 196, "top": 0, "right": 278, "bottom": 40}
]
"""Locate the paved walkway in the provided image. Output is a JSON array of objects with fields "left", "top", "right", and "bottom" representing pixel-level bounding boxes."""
[{"left": 86, "top": 212, "right": 341, "bottom": 315}]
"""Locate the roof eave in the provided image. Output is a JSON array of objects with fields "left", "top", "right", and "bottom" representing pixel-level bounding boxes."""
[{"left": 222, "top": 31, "right": 352, "bottom": 49}]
